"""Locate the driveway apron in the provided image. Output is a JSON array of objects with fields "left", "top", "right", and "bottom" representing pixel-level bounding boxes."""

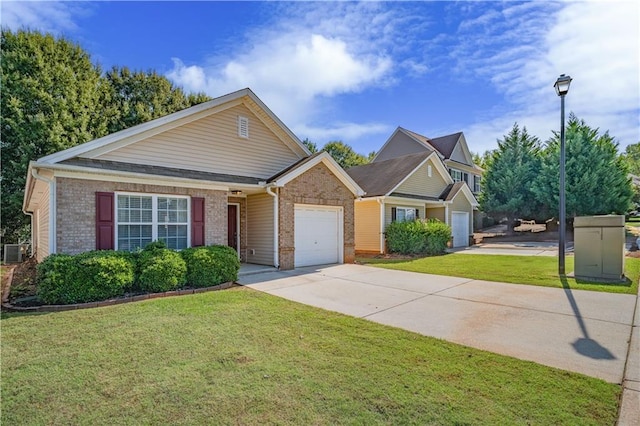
[{"left": 238, "top": 264, "right": 636, "bottom": 384}]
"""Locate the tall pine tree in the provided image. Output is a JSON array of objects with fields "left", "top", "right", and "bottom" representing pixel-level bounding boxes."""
[
  {"left": 532, "top": 114, "right": 633, "bottom": 218},
  {"left": 479, "top": 124, "right": 542, "bottom": 231}
]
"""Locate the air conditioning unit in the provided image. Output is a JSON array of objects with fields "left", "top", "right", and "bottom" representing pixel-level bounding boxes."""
[{"left": 3, "top": 244, "right": 29, "bottom": 264}]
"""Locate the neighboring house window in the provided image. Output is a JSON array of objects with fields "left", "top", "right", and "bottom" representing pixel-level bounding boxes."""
[
  {"left": 391, "top": 207, "right": 419, "bottom": 222},
  {"left": 474, "top": 175, "right": 482, "bottom": 193},
  {"left": 450, "top": 169, "right": 463, "bottom": 182},
  {"left": 238, "top": 116, "right": 249, "bottom": 138},
  {"left": 116, "top": 194, "right": 189, "bottom": 251}
]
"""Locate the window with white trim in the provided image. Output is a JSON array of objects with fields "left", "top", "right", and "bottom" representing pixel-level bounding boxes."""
[
  {"left": 116, "top": 194, "right": 189, "bottom": 251},
  {"left": 238, "top": 116, "right": 249, "bottom": 138},
  {"left": 392, "top": 206, "right": 418, "bottom": 222},
  {"left": 450, "top": 168, "right": 463, "bottom": 182},
  {"left": 474, "top": 175, "right": 482, "bottom": 193}
]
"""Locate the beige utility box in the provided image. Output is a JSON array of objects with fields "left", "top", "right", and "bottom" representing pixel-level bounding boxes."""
[{"left": 573, "top": 215, "right": 625, "bottom": 282}]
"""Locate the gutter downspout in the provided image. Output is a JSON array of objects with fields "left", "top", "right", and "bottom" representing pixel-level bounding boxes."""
[
  {"left": 31, "top": 168, "right": 56, "bottom": 255},
  {"left": 265, "top": 185, "right": 279, "bottom": 269}
]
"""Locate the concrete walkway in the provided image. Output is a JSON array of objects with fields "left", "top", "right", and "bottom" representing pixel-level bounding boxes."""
[{"left": 238, "top": 263, "right": 639, "bottom": 423}]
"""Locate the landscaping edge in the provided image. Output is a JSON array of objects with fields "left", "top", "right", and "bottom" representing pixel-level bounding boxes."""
[{"left": 1, "top": 270, "right": 236, "bottom": 313}]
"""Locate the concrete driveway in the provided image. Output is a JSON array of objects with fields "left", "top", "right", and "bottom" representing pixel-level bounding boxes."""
[{"left": 238, "top": 263, "right": 637, "bottom": 385}]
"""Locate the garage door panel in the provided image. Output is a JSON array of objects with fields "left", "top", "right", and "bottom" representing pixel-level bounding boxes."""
[
  {"left": 295, "top": 206, "right": 341, "bottom": 267},
  {"left": 452, "top": 211, "right": 469, "bottom": 248}
]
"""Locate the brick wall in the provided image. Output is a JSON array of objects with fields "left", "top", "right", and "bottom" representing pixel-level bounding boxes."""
[
  {"left": 56, "top": 177, "right": 227, "bottom": 254},
  {"left": 278, "top": 163, "right": 355, "bottom": 270}
]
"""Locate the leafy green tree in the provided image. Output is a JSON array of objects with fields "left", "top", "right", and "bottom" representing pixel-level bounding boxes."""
[
  {"left": 479, "top": 124, "right": 543, "bottom": 231},
  {"left": 532, "top": 114, "right": 633, "bottom": 218},
  {"left": 1, "top": 29, "right": 110, "bottom": 242},
  {"left": 622, "top": 142, "right": 640, "bottom": 176},
  {"left": 472, "top": 150, "right": 494, "bottom": 170},
  {"left": 322, "top": 141, "right": 370, "bottom": 169},
  {"left": 104, "top": 66, "right": 209, "bottom": 133},
  {"left": 302, "top": 138, "right": 318, "bottom": 154}
]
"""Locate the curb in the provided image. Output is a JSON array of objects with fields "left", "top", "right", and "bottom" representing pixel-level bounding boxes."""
[
  {"left": 1, "top": 281, "right": 236, "bottom": 313},
  {"left": 617, "top": 289, "right": 640, "bottom": 426}
]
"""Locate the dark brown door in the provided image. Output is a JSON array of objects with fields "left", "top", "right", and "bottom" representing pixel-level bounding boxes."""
[{"left": 227, "top": 205, "right": 238, "bottom": 251}]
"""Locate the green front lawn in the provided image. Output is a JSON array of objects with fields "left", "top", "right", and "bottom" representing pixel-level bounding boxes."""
[
  {"left": 359, "top": 254, "right": 639, "bottom": 294},
  {"left": 2, "top": 288, "right": 619, "bottom": 425}
]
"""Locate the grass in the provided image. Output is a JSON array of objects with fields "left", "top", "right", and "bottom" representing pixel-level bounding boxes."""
[
  {"left": 358, "top": 254, "right": 640, "bottom": 294},
  {"left": 1, "top": 288, "right": 620, "bottom": 425}
]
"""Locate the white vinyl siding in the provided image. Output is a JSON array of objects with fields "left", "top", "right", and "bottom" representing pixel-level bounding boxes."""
[
  {"left": 450, "top": 142, "right": 467, "bottom": 164},
  {"left": 354, "top": 200, "right": 381, "bottom": 252},
  {"left": 116, "top": 193, "right": 190, "bottom": 251},
  {"left": 94, "top": 104, "right": 301, "bottom": 179},
  {"left": 395, "top": 160, "right": 448, "bottom": 197},
  {"left": 246, "top": 193, "right": 274, "bottom": 265}
]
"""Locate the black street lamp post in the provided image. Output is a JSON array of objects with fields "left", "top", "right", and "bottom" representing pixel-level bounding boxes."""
[{"left": 554, "top": 74, "right": 572, "bottom": 275}]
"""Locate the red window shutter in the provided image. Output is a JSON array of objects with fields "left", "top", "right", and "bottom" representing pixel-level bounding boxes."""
[
  {"left": 191, "top": 197, "right": 205, "bottom": 247},
  {"left": 96, "top": 192, "right": 115, "bottom": 250}
]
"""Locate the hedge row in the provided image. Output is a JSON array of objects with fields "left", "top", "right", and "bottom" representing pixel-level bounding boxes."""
[
  {"left": 385, "top": 219, "right": 452, "bottom": 255},
  {"left": 37, "top": 242, "right": 240, "bottom": 305}
]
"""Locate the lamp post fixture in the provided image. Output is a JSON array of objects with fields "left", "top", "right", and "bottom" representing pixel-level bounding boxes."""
[{"left": 554, "top": 74, "right": 572, "bottom": 275}]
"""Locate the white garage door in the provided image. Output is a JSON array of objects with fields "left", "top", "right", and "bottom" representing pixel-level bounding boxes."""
[
  {"left": 294, "top": 205, "right": 342, "bottom": 267},
  {"left": 451, "top": 211, "right": 470, "bottom": 248}
]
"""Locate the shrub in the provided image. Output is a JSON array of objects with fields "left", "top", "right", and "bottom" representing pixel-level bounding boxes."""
[
  {"left": 137, "top": 243, "right": 186, "bottom": 293},
  {"left": 37, "top": 251, "right": 135, "bottom": 304},
  {"left": 385, "top": 219, "right": 452, "bottom": 255},
  {"left": 423, "top": 219, "right": 452, "bottom": 255},
  {"left": 181, "top": 245, "right": 240, "bottom": 288}
]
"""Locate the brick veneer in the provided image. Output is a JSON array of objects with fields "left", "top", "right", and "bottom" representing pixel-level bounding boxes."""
[
  {"left": 278, "top": 163, "right": 355, "bottom": 270},
  {"left": 55, "top": 177, "right": 227, "bottom": 254}
]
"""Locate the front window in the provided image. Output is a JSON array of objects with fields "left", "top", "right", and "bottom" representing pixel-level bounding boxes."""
[
  {"left": 394, "top": 207, "right": 417, "bottom": 222},
  {"left": 116, "top": 194, "right": 189, "bottom": 251}
]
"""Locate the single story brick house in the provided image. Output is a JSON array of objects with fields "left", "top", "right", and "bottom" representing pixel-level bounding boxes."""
[{"left": 23, "top": 88, "right": 364, "bottom": 270}]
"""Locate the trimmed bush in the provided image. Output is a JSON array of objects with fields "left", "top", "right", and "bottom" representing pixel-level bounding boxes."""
[
  {"left": 423, "top": 219, "right": 452, "bottom": 255},
  {"left": 37, "top": 251, "right": 135, "bottom": 304},
  {"left": 385, "top": 219, "right": 452, "bottom": 255},
  {"left": 137, "top": 243, "right": 186, "bottom": 293},
  {"left": 181, "top": 245, "right": 240, "bottom": 288}
]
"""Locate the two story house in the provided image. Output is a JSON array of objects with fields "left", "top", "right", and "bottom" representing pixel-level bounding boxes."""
[{"left": 347, "top": 127, "right": 480, "bottom": 252}]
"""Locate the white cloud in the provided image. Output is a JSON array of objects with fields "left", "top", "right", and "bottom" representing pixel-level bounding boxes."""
[
  {"left": 296, "top": 122, "right": 393, "bottom": 148},
  {"left": 166, "top": 2, "right": 423, "bottom": 145},
  {"left": 1, "top": 0, "right": 90, "bottom": 34},
  {"left": 455, "top": 1, "right": 639, "bottom": 153}
]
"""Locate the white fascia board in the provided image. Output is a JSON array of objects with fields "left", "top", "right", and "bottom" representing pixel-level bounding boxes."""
[
  {"left": 385, "top": 195, "right": 444, "bottom": 207},
  {"left": 446, "top": 184, "right": 480, "bottom": 207},
  {"left": 272, "top": 152, "right": 366, "bottom": 196},
  {"left": 29, "top": 162, "right": 262, "bottom": 192}
]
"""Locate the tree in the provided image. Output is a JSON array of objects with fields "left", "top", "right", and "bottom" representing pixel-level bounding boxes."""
[
  {"left": 104, "top": 66, "right": 209, "bottom": 134},
  {"left": 531, "top": 114, "right": 633, "bottom": 219},
  {"left": 622, "top": 142, "right": 640, "bottom": 176},
  {"left": 302, "top": 138, "right": 318, "bottom": 154},
  {"left": 471, "top": 150, "right": 494, "bottom": 170},
  {"left": 322, "top": 141, "right": 371, "bottom": 169},
  {"left": 479, "top": 124, "right": 543, "bottom": 231},
  {"left": 1, "top": 29, "right": 110, "bottom": 242}
]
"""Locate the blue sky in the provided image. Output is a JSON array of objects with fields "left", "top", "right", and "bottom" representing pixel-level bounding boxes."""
[{"left": 3, "top": 1, "right": 639, "bottom": 157}]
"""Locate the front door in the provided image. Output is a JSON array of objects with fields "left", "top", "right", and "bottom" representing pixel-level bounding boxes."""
[{"left": 227, "top": 204, "right": 238, "bottom": 252}]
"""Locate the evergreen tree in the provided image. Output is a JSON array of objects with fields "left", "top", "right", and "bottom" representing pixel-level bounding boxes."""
[
  {"left": 532, "top": 114, "right": 633, "bottom": 218},
  {"left": 104, "top": 66, "right": 209, "bottom": 133},
  {"left": 479, "top": 124, "right": 542, "bottom": 231},
  {"left": 1, "top": 29, "right": 109, "bottom": 242}
]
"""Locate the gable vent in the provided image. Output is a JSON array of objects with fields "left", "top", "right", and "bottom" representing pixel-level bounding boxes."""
[{"left": 238, "top": 116, "right": 249, "bottom": 138}]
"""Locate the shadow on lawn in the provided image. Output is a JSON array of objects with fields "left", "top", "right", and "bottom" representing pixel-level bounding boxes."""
[{"left": 560, "top": 276, "right": 616, "bottom": 360}]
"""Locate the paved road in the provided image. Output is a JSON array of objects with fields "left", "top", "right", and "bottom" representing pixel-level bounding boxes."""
[{"left": 239, "top": 263, "right": 636, "bottom": 386}]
